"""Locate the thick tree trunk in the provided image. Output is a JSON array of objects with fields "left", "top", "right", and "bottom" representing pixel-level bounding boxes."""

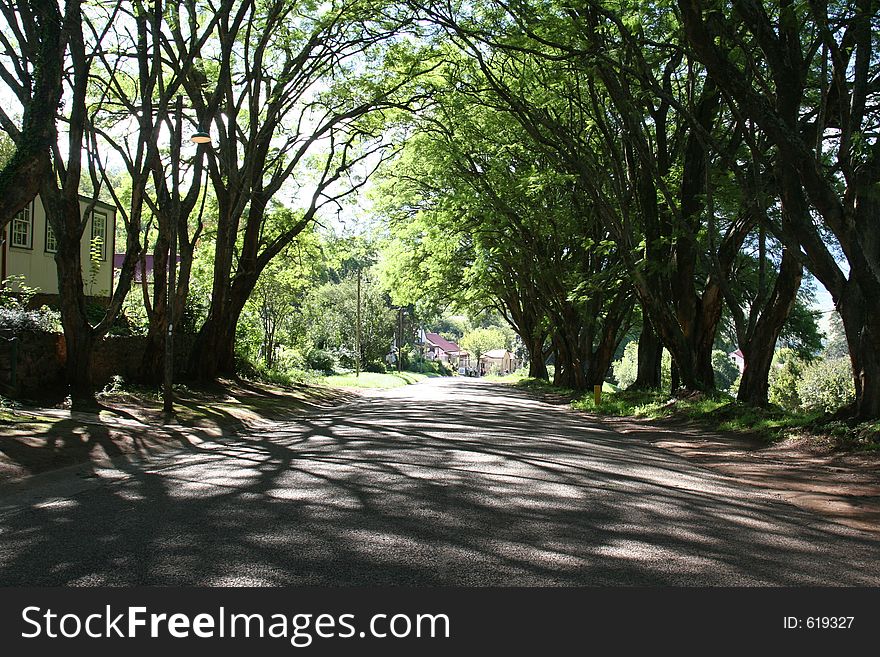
[
  {"left": 526, "top": 335, "right": 548, "bottom": 380},
  {"left": 553, "top": 326, "right": 586, "bottom": 390},
  {"left": 839, "top": 285, "right": 880, "bottom": 420},
  {"left": 189, "top": 312, "right": 237, "bottom": 380},
  {"left": 54, "top": 224, "right": 95, "bottom": 405},
  {"left": 189, "top": 275, "right": 254, "bottom": 380},
  {"left": 139, "top": 233, "right": 170, "bottom": 383},
  {"left": 0, "top": 0, "right": 63, "bottom": 227},
  {"left": 634, "top": 315, "right": 662, "bottom": 389},
  {"left": 737, "top": 250, "right": 803, "bottom": 405}
]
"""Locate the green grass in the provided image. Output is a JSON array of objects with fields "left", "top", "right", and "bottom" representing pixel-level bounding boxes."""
[
  {"left": 512, "top": 377, "right": 617, "bottom": 396},
  {"left": 571, "top": 388, "right": 823, "bottom": 442},
  {"left": 483, "top": 369, "right": 530, "bottom": 383},
  {"left": 319, "top": 371, "right": 435, "bottom": 389}
]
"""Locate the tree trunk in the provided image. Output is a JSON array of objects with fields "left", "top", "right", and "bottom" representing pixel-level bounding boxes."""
[
  {"left": 54, "top": 226, "right": 95, "bottom": 405},
  {"left": 634, "top": 315, "right": 662, "bottom": 389},
  {"left": 189, "top": 311, "right": 237, "bottom": 380},
  {"left": 839, "top": 285, "right": 880, "bottom": 420},
  {"left": 737, "top": 250, "right": 803, "bottom": 405},
  {"left": 0, "top": 0, "right": 63, "bottom": 227},
  {"left": 189, "top": 274, "right": 254, "bottom": 380},
  {"left": 139, "top": 233, "right": 170, "bottom": 383},
  {"left": 526, "top": 335, "right": 548, "bottom": 380}
]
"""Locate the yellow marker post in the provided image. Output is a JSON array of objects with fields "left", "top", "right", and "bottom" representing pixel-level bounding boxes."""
[{"left": 594, "top": 384, "right": 601, "bottom": 406}]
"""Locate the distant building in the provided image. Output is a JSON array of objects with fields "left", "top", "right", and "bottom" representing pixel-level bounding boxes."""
[
  {"left": 2, "top": 194, "right": 117, "bottom": 302},
  {"left": 480, "top": 348, "right": 520, "bottom": 375},
  {"left": 729, "top": 349, "right": 745, "bottom": 373},
  {"left": 424, "top": 332, "right": 469, "bottom": 368}
]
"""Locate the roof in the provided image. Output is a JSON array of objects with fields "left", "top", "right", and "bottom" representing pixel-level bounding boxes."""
[
  {"left": 425, "top": 332, "right": 461, "bottom": 354},
  {"left": 730, "top": 349, "right": 744, "bottom": 359},
  {"left": 482, "top": 349, "right": 509, "bottom": 359}
]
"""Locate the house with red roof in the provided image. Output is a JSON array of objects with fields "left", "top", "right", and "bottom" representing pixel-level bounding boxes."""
[
  {"left": 424, "top": 332, "right": 469, "bottom": 368},
  {"left": 729, "top": 349, "right": 745, "bottom": 373}
]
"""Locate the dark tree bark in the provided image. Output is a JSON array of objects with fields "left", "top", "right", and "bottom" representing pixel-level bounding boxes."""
[
  {"left": 0, "top": 0, "right": 64, "bottom": 225},
  {"left": 737, "top": 250, "right": 803, "bottom": 405},
  {"left": 634, "top": 314, "right": 662, "bottom": 389},
  {"left": 679, "top": 0, "right": 880, "bottom": 419}
]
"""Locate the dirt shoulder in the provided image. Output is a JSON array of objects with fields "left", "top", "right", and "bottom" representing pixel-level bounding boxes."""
[
  {"left": 510, "top": 382, "right": 880, "bottom": 536},
  {"left": 597, "top": 414, "right": 880, "bottom": 536},
  {"left": 0, "top": 379, "right": 356, "bottom": 483}
]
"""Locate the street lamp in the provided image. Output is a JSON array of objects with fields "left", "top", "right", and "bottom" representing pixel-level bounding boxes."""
[
  {"left": 190, "top": 128, "right": 211, "bottom": 144},
  {"left": 164, "top": 97, "right": 211, "bottom": 414}
]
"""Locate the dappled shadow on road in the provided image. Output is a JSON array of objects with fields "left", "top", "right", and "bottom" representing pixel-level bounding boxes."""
[
  {"left": 0, "top": 380, "right": 357, "bottom": 479},
  {"left": 1, "top": 378, "right": 879, "bottom": 586}
]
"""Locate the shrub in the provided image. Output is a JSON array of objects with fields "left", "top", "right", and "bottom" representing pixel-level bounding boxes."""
[
  {"left": 0, "top": 306, "right": 61, "bottom": 333},
  {"left": 797, "top": 357, "right": 855, "bottom": 414},
  {"left": 305, "top": 348, "right": 336, "bottom": 373},
  {"left": 364, "top": 360, "right": 386, "bottom": 373},
  {"left": 712, "top": 349, "right": 740, "bottom": 391},
  {"left": 612, "top": 341, "right": 638, "bottom": 389},
  {"left": 768, "top": 349, "right": 805, "bottom": 411}
]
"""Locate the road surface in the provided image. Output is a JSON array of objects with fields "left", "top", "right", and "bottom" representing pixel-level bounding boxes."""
[{"left": 1, "top": 377, "right": 878, "bottom": 585}]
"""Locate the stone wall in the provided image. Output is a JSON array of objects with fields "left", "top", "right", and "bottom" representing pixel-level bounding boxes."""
[{"left": 0, "top": 331, "right": 196, "bottom": 398}]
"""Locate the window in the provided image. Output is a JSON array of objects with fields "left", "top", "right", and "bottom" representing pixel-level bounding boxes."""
[
  {"left": 11, "top": 203, "right": 33, "bottom": 249},
  {"left": 45, "top": 222, "right": 58, "bottom": 253},
  {"left": 90, "top": 210, "right": 107, "bottom": 261}
]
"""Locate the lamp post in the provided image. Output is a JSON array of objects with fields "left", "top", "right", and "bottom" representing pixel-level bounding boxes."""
[{"left": 163, "top": 96, "right": 210, "bottom": 414}]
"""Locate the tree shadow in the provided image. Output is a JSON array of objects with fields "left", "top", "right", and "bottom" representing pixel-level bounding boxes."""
[{"left": 2, "top": 378, "right": 880, "bottom": 586}]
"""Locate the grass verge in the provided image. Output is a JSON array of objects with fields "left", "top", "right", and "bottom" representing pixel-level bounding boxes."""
[
  {"left": 318, "top": 371, "right": 437, "bottom": 389},
  {"left": 571, "top": 387, "right": 880, "bottom": 448},
  {"left": 505, "top": 379, "right": 879, "bottom": 449}
]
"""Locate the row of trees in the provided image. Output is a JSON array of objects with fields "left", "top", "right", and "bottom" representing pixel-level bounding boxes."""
[
  {"left": 0, "top": 0, "right": 428, "bottom": 404},
  {"left": 381, "top": 0, "right": 879, "bottom": 419},
  {"left": 2, "top": 2, "right": 878, "bottom": 421}
]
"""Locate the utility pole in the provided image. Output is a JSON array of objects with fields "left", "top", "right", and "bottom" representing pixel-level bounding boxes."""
[
  {"left": 164, "top": 96, "right": 182, "bottom": 414},
  {"left": 356, "top": 268, "right": 361, "bottom": 378},
  {"left": 163, "top": 97, "right": 210, "bottom": 414},
  {"left": 397, "top": 306, "right": 403, "bottom": 373}
]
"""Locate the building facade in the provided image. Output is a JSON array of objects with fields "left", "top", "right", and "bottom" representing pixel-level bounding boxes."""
[{"left": 2, "top": 195, "right": 116, "bottom": 300}]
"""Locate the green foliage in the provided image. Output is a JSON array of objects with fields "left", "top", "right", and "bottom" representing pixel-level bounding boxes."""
[
  {"left": 612, "top": 341, "right": 638, "bottom": 389},
  {"left": 305, "top": 348, "right": 337, "bottom": 373},
  {"left": 768, "top": 349, "right": 805, "bottom": 411},
  {"left": 301, "top": 271, "right": 396, "bottom": 371},
  {"left": 0, "top": 129, "right": 14, "bottom": 167},
  {"left": 0, "top": 306, "right": 61, "bottom": 333},
  {"left": 823, "top": 312, "right": 849, "bottom": 358},
  {"left": 364, "top": 360, "right": 387, "bottom": 373},
  {"left": 712, "top": 350, "right": 740, "bottom": 391},
  {"left": 797, "top": 358, "right": 856, "bottom": 414},
  {"left": 0, "top": 275, "right": 40, "bottom": 309},
  {"left": 459, "top": 326, "right": 508, "bottom": 360}
]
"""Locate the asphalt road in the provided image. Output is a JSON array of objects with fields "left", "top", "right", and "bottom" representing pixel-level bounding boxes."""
[{"left": 1, "top": 377, "right": 879, "bottom": 586}]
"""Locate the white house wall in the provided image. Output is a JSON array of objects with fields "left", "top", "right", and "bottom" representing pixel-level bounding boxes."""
[{"left": 4, "top": 195, "right": 116, "bottom": 298}]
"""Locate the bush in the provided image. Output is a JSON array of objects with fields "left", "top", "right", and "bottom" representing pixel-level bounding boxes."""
[
  {"left": 712, "top": 349, "right": 740, "bottom": 391},
  {"left": 0, "top": 306, "right": 61, "bottom": 333},
  {"left": 305, "top": 349, "right": 336, "bottom": 373},
  {"left": 797, "top": 357, "right": 855, "bottom": 414},
  {"left": 612, "top": 341, "right": 638, "bottom": 389},
  {"left": 364, "top": 360, "right": 386, "bottom": 373},
  {"left": 768, "top": 349, "right": 805, "bottom": 411}
]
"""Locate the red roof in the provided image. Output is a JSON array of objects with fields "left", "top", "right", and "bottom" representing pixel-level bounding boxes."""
[{"left": 425, "top": 332, "right": 462, "bottom": 354}]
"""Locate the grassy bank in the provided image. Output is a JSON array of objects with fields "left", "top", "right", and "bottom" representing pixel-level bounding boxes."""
[
  {"left": 506, "top": 378, "right": 880, "bottom": 449},
  {"left": 319, "top": 371, "right": 437, "bottom": 389}
]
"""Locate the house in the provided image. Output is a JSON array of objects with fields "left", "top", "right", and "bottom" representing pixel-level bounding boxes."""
[
  {"left": 424, "top": 332, "right": 469, "bottom": 368},
  {"left": 480, "top": 348, "right": 520, "bottom": 375},
  {"left": 729, "top": 349, "right": 745, "bottom": 373},
  {"left": 2, "top": 194, "right": 117, "bottom": 301}
]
